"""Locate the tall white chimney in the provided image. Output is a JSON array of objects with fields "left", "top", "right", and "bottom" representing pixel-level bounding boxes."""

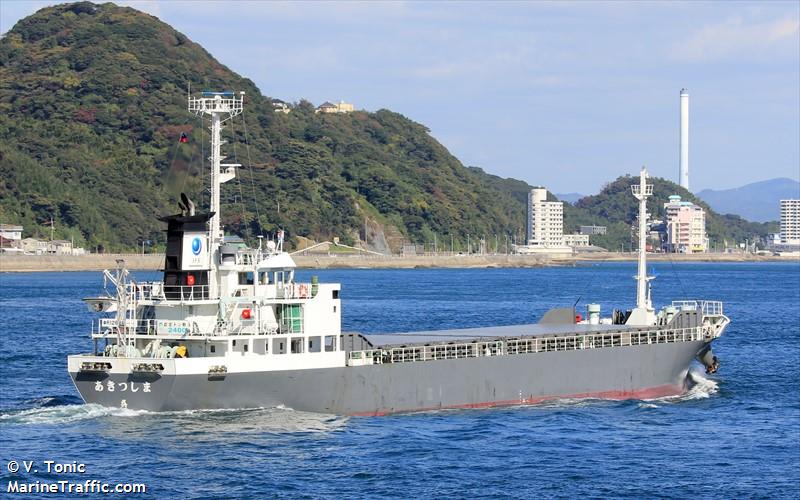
[{"left": 679, "top": 88, "right": 689, "bottom": 190}]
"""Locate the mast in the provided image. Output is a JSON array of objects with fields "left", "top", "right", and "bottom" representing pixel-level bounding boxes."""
[
  {"left": 631, "top": 166, "right": 653, "bottom": 310},
  {"left": 188, "top": 91, "right": 244, "bottom": 296},
  {"left": 210, "top": 111, "right": 222, "bottom": 242}
]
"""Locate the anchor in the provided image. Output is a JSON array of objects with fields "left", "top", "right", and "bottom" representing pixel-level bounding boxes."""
[{"left": 697, "top": 345, "right": 720, "bottom": 374}]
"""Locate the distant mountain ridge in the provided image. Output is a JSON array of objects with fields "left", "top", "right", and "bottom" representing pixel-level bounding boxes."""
[{"left": 696, "top": 178, "right": 800, "bottom": 223}]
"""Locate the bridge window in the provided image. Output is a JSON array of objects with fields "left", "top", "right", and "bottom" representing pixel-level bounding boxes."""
[
  {"left": 324, "top": 336, "right": 336, "bottom": 352},
  {"left": 308, "top": 336, "right": 321, "bottom": 353},
  {"left": 290, "top": 338, "right": 304, "bottom": 354},
  {"left": 238, "top": 272, "right": 254, "bottom": 285},
  {"left": 273, "top": 338, "right": 286, "bottom": 354}
]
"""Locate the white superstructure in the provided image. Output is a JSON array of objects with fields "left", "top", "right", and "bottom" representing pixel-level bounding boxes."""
[
  {"left": 68, "top": 91, "right": 347, "bottom": 398},
  {"left": 679, "top": 89, "right": 689, "bottom": 190},
  {"left": 780, "top": 199, "right": 800, "bottom": 245}
]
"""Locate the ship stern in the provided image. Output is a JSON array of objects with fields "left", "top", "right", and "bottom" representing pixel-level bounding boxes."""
[{"left": 68, "top": 355, "right": 177, "bottom": 411}]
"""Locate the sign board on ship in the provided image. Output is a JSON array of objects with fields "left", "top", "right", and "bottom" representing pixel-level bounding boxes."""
[{"left": 181, "top": 232, "right": 209, "bottom": 270}]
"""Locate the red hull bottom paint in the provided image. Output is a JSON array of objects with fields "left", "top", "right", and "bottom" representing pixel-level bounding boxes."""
[{"left": 351, "top": 384, "right": 685, "bottom": 417}]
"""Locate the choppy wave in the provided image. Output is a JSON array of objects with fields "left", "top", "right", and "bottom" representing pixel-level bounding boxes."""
[
  {"left": 149, "top": 405, "right": 349, "bottom": 435},
  {"left": 683, "top": 370, "right": 720, "bottom": 399},
  {"left": 0, "top": 403, "right": 145, "bottom": 425},
  {"left": 21, "top": 395, "right": 83, "bottom": 407},
  {"left": 0, "top": 399, "right": 348, "bottom": 433},
  {"left": 638, "top": 370, "right": 719, "bottom": 408}
]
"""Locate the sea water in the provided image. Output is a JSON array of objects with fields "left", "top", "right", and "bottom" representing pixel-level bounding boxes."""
[{"left": 1, "top": 262, "right": 798, "bottom": 498}]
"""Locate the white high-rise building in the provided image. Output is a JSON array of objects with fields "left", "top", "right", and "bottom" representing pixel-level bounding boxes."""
[
  {"left": 780, "top": 199, "right": 800, "bottom": 245},
  {"left": 664, "top": 195, "right": 708, "bottom": 253},
  {"left": 525, "top": 188, "right": 564, "bottom": 247}
]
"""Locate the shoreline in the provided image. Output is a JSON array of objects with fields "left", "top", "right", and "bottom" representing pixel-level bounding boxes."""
[{"left": 0, "top": 252, "right": 796, "bottom": 273}]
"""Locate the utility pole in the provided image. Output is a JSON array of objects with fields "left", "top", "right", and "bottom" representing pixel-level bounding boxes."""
[
  {"left": 467, "top": 233, "right": 470, "bottom": 254},
  {"left": 50, "top": 216, "right": 54, "bottom": 241}
]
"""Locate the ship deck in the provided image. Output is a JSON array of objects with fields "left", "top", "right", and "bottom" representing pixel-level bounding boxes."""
[{"left": 362, "top": 323, "right": 637, "bottom": 348}]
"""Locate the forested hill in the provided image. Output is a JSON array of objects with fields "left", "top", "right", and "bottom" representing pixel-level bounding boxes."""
[
  {"left": 570, "top": 175, "right": 775, "bottom": 250},
  {"left": 0, "top": 2, "right": 525, "bottom": 251},
  {"left": 469, "top": 169, "right": 775, "bottom": 250},
  {"left": 0, "top": 2, "right": 774, "bottom": 253}
]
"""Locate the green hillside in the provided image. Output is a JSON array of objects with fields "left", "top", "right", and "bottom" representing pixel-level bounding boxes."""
[
  {"left": 0, "top": 2, "right": 523, "bottom": 251},
  {"left": 0, "top": 2, "right": 774, "bottom": 253},
  {"left": 571, "top": 175, "right": 776, "bottom": 251},
  {"left": 472, "top": 167, "right": 775, "bottom": 251}
]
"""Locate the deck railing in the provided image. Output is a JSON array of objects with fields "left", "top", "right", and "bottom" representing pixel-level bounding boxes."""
[
  {"left": 348, "top": 326, "right": 712, "bottom": 366},
  {"left": 92, "top": 318, "right": 290, "bottom": 338},
  {"left": 124, "top": 281, "right": 317, "bottom": 302},
  {"left": 671, "top": 300, "right": 724, "bottom": 316},
  {"left": 124, "top": 282, "right": 209, "bottom": 301}
]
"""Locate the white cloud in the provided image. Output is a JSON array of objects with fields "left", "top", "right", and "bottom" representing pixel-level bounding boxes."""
[{"left": 672, "top": 15, "right": 800, "bottom": 63}]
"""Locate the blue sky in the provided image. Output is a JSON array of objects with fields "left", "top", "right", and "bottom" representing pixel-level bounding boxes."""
[{"left": 2, "top": 1, "right": 799, "bottom": 194}]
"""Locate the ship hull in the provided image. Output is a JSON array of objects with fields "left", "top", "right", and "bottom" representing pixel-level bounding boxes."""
[{"left": 69, "top": 340, "right": 707, "bottom": 415}]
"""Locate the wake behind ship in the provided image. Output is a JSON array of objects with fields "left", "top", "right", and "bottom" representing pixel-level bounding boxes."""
[{"left": 68, "top": 91, "right": 729, "bottom": 415}]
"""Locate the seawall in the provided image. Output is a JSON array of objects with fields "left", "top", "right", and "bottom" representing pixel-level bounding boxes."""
[
  {"left": 0, "top": 252, "right": 794, "bottom": 272},
  {"left": 0, "top": 254, "right": 164, "bottom": 272}
]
